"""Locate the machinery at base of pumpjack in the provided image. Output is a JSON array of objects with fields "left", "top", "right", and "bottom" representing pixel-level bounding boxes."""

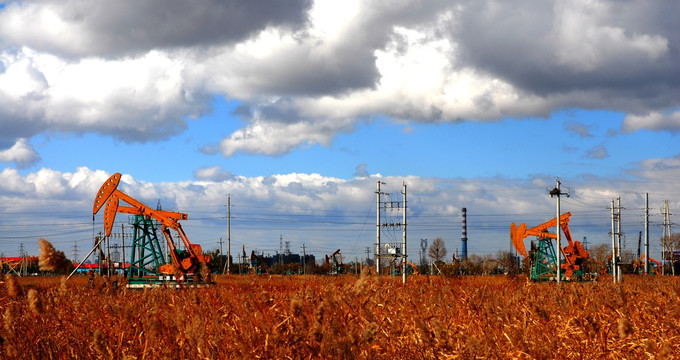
[
  {"left": 389, "top": 258, "right": 418, "bottom": 276},
  {"left": 325, "top": 249, "right": 346, "bottom": 274},
  {"left": 250, "top": 251, "right": 268, "bottom": 275},
  {"left": 631, "top": 254, "right": 662, "bottom": 275},
  {"left": 630, "top": 232, "right": 662, "bottom": 275},
  {"left": 511, "top": 212, "right": 593, "bottom": 281},
  {"left": 93, "top": 173, "right": 212, "bottom": 288}
]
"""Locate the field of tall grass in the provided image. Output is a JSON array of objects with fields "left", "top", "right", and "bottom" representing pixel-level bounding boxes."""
[{"left": 2, "top": 272, "right": 679, "bottom": 359}]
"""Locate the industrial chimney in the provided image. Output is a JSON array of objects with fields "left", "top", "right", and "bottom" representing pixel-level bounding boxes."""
[{"left": 461, "top": 207, "right": 468, "bottom": 260}]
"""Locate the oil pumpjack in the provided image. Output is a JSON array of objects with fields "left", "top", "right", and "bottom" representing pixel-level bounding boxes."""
[
  {"left": 511, "top": 212, "right": 591, "bottom": 281},
  {"left": 93, "top": 173, "right": 212, "bottom": 288}
]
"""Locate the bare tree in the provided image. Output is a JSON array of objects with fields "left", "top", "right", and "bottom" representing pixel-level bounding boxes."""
[
  {"left": 496, "top": 250, "right": 520, "bottom": 275},
  {"left": 661, "top": 233, "right": 680, "bottom": 275},
  {"left": 586, "top": 243, "right": 610, "bottom": 274},
  {"left": 428, "top": 238, "right": 447, "bottom": 264}
]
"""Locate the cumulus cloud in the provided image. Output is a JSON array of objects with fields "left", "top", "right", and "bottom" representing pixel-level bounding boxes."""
[
  {"left": 564, "top": 120, "right": 594, "bottom": 138},
  {"left": 627, "top": 154, "right": 680, "bottom": 181},
  {"left": 216, "top": 117, "right": 356, "bottom": 156},
  {"left": 585, "top": 144, "right": 609, "bottom": 160},
  {"left": 354, "top": 164, "right": 369, "bottom": 178},
  {"left": 0, "top": 48, "right": 210, "bottom": 143},
  {"left": 0, "top": 0, "right": 312, "bottom": 58},
  {"left": 0, "top": 138, "right": 40, "bottom": 168},
  {"left": 194, "top": 166, "right": 234, "bottom": 182},
  {"left": 621, "top": 111, "right": 680, "bottom": 134},
  {"left": 2, "top": 166, "right": 680, "bottom": 258},
  {"left": 0, "top": 0, "right": 678, "bottom": 158},
  {"left": 550, "top": 1, "right": 668, "bottom": 72},
  {"left": 0, "top": 168, "right": 36, "bottom": 194},
  {"left": 454, "top": 1, "right": 676, "bottom": 99}
]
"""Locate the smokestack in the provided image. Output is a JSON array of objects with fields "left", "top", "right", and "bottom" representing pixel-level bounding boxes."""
[{"left": 461, "top": 207, "right": 468, "bottom": 260}]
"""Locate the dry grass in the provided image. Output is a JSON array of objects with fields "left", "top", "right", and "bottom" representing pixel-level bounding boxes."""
[{"left": 1, "top": 273, "right": 679, "bottom": 359}]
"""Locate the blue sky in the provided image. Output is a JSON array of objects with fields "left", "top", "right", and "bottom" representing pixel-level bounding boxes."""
[
  {"left": 0, "top": 0, "right": 679, "bottom": 265},
  {"left": 24, "top": 101, "right": 677, "bottom": 182}
]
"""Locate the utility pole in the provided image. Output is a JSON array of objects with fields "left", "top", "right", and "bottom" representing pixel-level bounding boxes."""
[
  {"left": 610, "top": 199, "right": 618, "bottom": 283},
  {"left": 279, "top": 234, "right": 283, "bottom": 266},
  {"left": 375, "top": 181, "right": 408, "bottom": 279},
  {"left": 670, "top": 201, "right": 674, "bottom": 275},
  {"left": 402, "top": 182, "right": 407, "bottom": 284},
  {"left": 662, "top": 201, "right": 667, "bottom": 275},
  {"left": 302, "top": 244, "right": 306, "bottom": 275},
  {"left": 549, "top": 179, "right": 568, "bottom": 284},
  {"left": 645, "top": 193, "right": 649, "bottom": 275},
  {"left": 376, "top": 181, "right": 383, "bottom": 273},
  {"left": 617, "top": 197, "right": 624, "bottom": 282},
  {"left": 554, "top": 180, "right": 561, "bottom": 284},
  {"left": 227, "top": 194, "right": 231, "bottom": 275},
  {"left": 241, "top": 244, "right": 246, "bottom": 275},
  {"left": 219, "top": 237, "right": 224, "bottom": 274},
  {"left": 19, "top": 243, "right": 26, "bottom": 276}
]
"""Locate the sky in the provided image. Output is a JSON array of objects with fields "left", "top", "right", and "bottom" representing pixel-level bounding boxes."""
[{"left": 0, "top": 0, "right": 679, "bottom": 266}]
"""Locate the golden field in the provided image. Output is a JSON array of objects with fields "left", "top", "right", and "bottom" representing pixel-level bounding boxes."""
[{"left": 1, "top": 273, "right": 680, "bottom": 359}]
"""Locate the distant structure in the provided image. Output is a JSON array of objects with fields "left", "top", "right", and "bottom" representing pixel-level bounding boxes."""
[
  {"left": 258, "top": 252, "right": 315, "bottom": 268},
  {"left": 461, "top": 207, "right": 468, "bottom": 260}
]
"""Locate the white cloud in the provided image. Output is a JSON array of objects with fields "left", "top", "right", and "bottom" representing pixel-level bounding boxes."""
[
  {"left": 354, "top": 164, "right": 369, "bottom": 178},
  {"left": 0, "top": 138, "right": 40, "bottom": 168},
  {"left": 217, "top": 118, "right": 355, "bottom": 156},
  {"left": 0, "top": 168, "right": 36, "bottom": 194},
  {"left": 627, "top": 154, "right": 680, "bottom": 181},
  {"left": 585, "top": 144, "right": 609, "bottom": 160},
  {"left": 564, "top": 120, "right": 594, "bottom": 138},
  {"left": 622, "top": 111, "right": 680, "bottom": 134},
  {"left": 0, "top": 0, "right": 677, "bottom": 157},
  {"left": 0, "top": 0, "right": 312, "bottom": 58},
  {"left": 1, "top": 165, "right": 680, "bottom": 259},
  {"left": 24, "top": 168, "right": 69, "bottom": 197},
  {"left": 194, "top": 166, "right": 234, "bottom": 182},
  {"left": 551, "top": 0, "right": 668, "bottom": 71},
  {"left": 0, "top": 48, "right": 204, "bottom": 142}
]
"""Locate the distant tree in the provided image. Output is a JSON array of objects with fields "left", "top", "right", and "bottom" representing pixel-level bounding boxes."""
[
  {"left": 660, "top": 233, "right": 680, "bottom": 275},
  {"left": 440, "top": 261, "right": 461, "bottom": 276},
  {"left": 461, "top": 254, "right": 484, "bottom": 275},
  {"left": 428, "top": 238, "right": 447, "bottom": 264},
  {"left": 586, "top": 243, "right": 611, "bottom": 274},
  {"left": 496, "top": 250, "right": 521, "bottom": 275}
]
